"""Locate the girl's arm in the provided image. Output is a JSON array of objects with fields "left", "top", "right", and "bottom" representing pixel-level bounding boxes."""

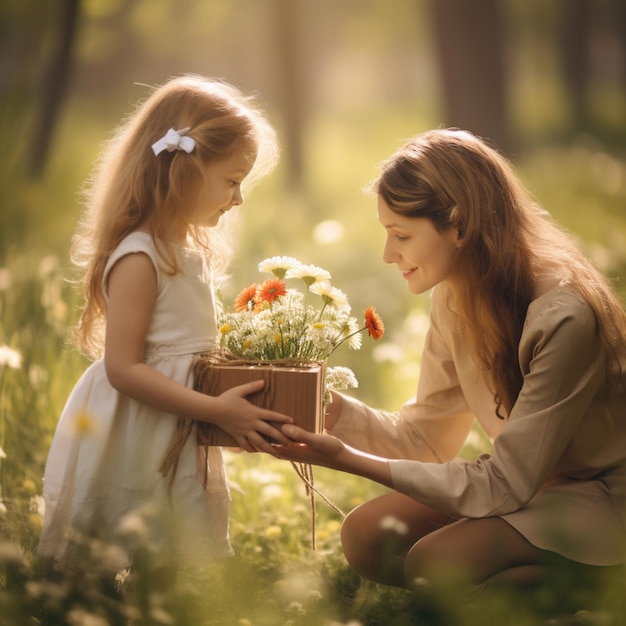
[{"left": 104, "top": 252, "right": 293, "bottom": 454}]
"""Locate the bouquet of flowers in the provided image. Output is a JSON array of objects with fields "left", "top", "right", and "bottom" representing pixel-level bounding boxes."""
[
  {"left": 216, "top": 255, "right": 385, "bottom": 400},
  {"left": 162, "top": 257, "right": 384, "bottom": 547}
]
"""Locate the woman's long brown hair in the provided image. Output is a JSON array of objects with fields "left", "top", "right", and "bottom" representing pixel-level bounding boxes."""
[{"left": 374, "top": 129, "right": 626, "bottom": 418}]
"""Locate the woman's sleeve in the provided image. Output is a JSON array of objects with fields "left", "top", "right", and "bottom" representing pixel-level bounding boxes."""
[
  {"left": 329, "top": 288, "right": 475, "bottom": 462},
  {"left": 388, "top": 294, "right": 604, "bottom": 518}
]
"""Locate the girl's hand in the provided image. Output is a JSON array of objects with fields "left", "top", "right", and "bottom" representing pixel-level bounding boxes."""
[{"left": 211, "top": 379, "right": 294, "bottom": 455}]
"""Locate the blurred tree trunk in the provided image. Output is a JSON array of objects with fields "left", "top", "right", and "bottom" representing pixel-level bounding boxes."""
[
  {"left": 559, "top": 0, "right": 591, "bottom": 128},
  {"left": 272, "top": 0, "right": 306, "bottom": 192},
  {"left": 28, "top": 0, "right": 80, "bottom": 178},
  {"left": 428, "top": 0, "right": 512, "bottom": 152},
  {"left": 560, "top": 0, "right": 626, "bottom": 136}
]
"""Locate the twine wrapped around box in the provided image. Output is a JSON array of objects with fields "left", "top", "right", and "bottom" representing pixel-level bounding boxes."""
[{"left": 158, "top": 351, "right": 343, "bottom": 549}]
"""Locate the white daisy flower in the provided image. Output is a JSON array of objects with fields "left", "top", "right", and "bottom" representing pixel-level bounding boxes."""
[
  {"left": 258, "top": 256, "right": 302, "bottom": 279},
  {"left": 380, "top": 515, "right": 409, "bottom": 535},
  {"left": 310, "top": 281, "right": 349, "bottom": 309},
  {"left": 286, "top": 264, "right": 331, "bottom": 286},
  {"left": 0, "top": 345, "right": 22, "bottom": 369}
]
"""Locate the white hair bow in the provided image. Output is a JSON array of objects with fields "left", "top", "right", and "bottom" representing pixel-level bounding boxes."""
[{"left": 151, "top": 127, "right": 196, "bottom": 156}]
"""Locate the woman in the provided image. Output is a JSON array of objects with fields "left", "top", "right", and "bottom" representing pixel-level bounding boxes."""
[{"left": 275, "top": 128, "right": 626, "bottom": 594}]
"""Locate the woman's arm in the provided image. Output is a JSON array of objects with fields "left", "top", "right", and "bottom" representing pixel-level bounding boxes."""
[
  {"left": 276, "top": 424, "right": 394, "bottom": 488},
  {"left": 280, "top": 292, "right": 606, "bottom": 519},
  {"left": 104, "top": 252, "right": 293, "bottom": 453},
  {"left": 326, "top": 288, "right": 475, "bottom": 463}
]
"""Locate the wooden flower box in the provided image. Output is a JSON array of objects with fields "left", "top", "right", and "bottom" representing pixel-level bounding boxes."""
[{"left": 193, "top": 357, "right": 325, "bottom": 447}]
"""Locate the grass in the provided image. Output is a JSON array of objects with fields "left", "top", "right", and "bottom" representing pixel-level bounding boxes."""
[
  {"left": 1, "top": 238, "right": 626, "bottom": 625},
  {"left": 1, "top": 104, "right": 626, "bottom": 624}
]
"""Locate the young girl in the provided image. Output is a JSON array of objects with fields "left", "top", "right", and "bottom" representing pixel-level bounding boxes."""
[
  {"left": 275, "top": 129, "right": 626, "bottom": 594},
  {"left": 38, "top": 75, "right": 294, "bottom": 565}
]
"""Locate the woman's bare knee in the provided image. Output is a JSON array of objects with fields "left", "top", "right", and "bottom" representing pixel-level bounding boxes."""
[{"left": 340, "top": 492, "right": 453, "bottom": 586}]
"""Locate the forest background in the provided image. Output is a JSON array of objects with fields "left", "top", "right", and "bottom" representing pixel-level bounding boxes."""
[{"left": 1, "top": 1, "right": 625, "bottom": 625}]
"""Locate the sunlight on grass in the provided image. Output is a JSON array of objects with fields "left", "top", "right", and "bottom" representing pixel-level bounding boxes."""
[{"left": 1, "top": 104, "right": 625, "bottom": 623}]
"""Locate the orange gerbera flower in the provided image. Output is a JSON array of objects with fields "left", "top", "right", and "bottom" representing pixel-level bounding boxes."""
[
  {"left": 234, "top": 283, "right": 259, "bottom": 312},
  {"left": 257, "top": 278, "right": 287, "bottom": 303},
  {"left": 364, "top": 306, "right": 385, "bottom": 340}
]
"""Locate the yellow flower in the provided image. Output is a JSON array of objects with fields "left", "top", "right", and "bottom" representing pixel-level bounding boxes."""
[
  {"left": 22, "top": 479, "right": 37, "bottom": 495},
  {"left": 325, "top": 519, "right": 341, "bottom": 534},
  {"left": 313, "top": 322, "right": 325, "bottom": 330},
  {"left": 264, "top": 525, "right": 282, "bottom": 539},
  {"left": 72, "top": 409, "right": 95, "bottom": 437},
  {"left": 274, "top": 334, "right": 282, "bottom": 343},
  {"left": 238, "top": 619, "right": 253, "bottom": 626},
  {"left": 242, "top": 339, "right": 252, "bottom": 350},
  {"left": 219, "top": 323, "right": 233, "bottom": 334}
]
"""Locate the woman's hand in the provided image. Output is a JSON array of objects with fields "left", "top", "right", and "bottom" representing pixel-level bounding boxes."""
[
  {"left": 274, "top": 424, "right": 395, "bottom": 490},
  {"left": 273, "top": 424, "right": 347, "bottom": 468},
  {"left": 211, "top": 379, "right": 294, "bottom": 454}
]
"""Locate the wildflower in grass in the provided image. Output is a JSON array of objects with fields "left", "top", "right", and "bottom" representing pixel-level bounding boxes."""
[
  {"left": 30, "top": 495, "right": 45, "bottom": 517},
  {"left": 28, "top": 513, "right": 43, "bottom": 531},
  {"left": 0, "top": 344, "right": 22, "bottom": 369},
  {"left": 28, "top": 364, "right": 49, "bottom": 388},
  {"left": 264, "top": 525, "right": 282, "bottom": 539},
  {"left": 0, "top": 267, "right": 12, "bottom": 291},
  {"left": 71, "top": 409, "right": 95, "bottom": 437},
  {"left": 116, "top": 509, "right": 150, "bottom": 541},
  {"left": 22, "top": 479, "right": 37, "bottom": 495},
  {"left": 325, "top": 519, "right": 342, "bottom": 534},
  {"left": 101, "top": 544, "right": 130, "bottom": 572},
  {"left": 380, "top": 514, "right": 409, "bottom": 535},
  {"left": 38, "top": 254, "right": 59, "bottom": 279},
  {"left": 0, "top": 541, "right": 24, "bottom": 564}
]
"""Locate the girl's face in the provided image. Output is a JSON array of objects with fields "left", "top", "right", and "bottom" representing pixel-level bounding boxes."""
[
  {"left": 378, "top": 196, "right": 460, "bottom": 295},
  {"left": 192, "top": 145, "right": 257, "bottom": 228}
]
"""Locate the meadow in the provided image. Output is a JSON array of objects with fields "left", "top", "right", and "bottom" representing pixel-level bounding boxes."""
[{"left": 1, "top": 103, "right": 626, "bottom": 624}]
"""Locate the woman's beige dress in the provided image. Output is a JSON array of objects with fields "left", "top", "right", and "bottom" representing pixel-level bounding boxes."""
[{"left": 331, "top": 284, "right": 626, "bottom": 566}]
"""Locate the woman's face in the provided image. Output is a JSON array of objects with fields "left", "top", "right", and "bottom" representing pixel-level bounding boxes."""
[{"left": 378, "top": 196, "right": 460, "bottom": 295}]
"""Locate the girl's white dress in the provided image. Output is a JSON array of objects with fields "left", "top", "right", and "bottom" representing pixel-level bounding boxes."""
[{"left": 38, "top": 232, "right": 231, "bottom": 565}]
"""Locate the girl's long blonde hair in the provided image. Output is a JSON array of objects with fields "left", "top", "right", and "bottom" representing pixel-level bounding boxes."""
[
  {"left": 374, "top": 128, "right": 626, "bottom": 418},
  {"left": 71, "top": 75, "right": 279, "bottom": 359}
]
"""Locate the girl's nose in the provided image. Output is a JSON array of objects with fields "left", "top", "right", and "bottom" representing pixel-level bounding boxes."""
[{"left": 232, "top": 187, "right": 243, "bottom": 206}]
